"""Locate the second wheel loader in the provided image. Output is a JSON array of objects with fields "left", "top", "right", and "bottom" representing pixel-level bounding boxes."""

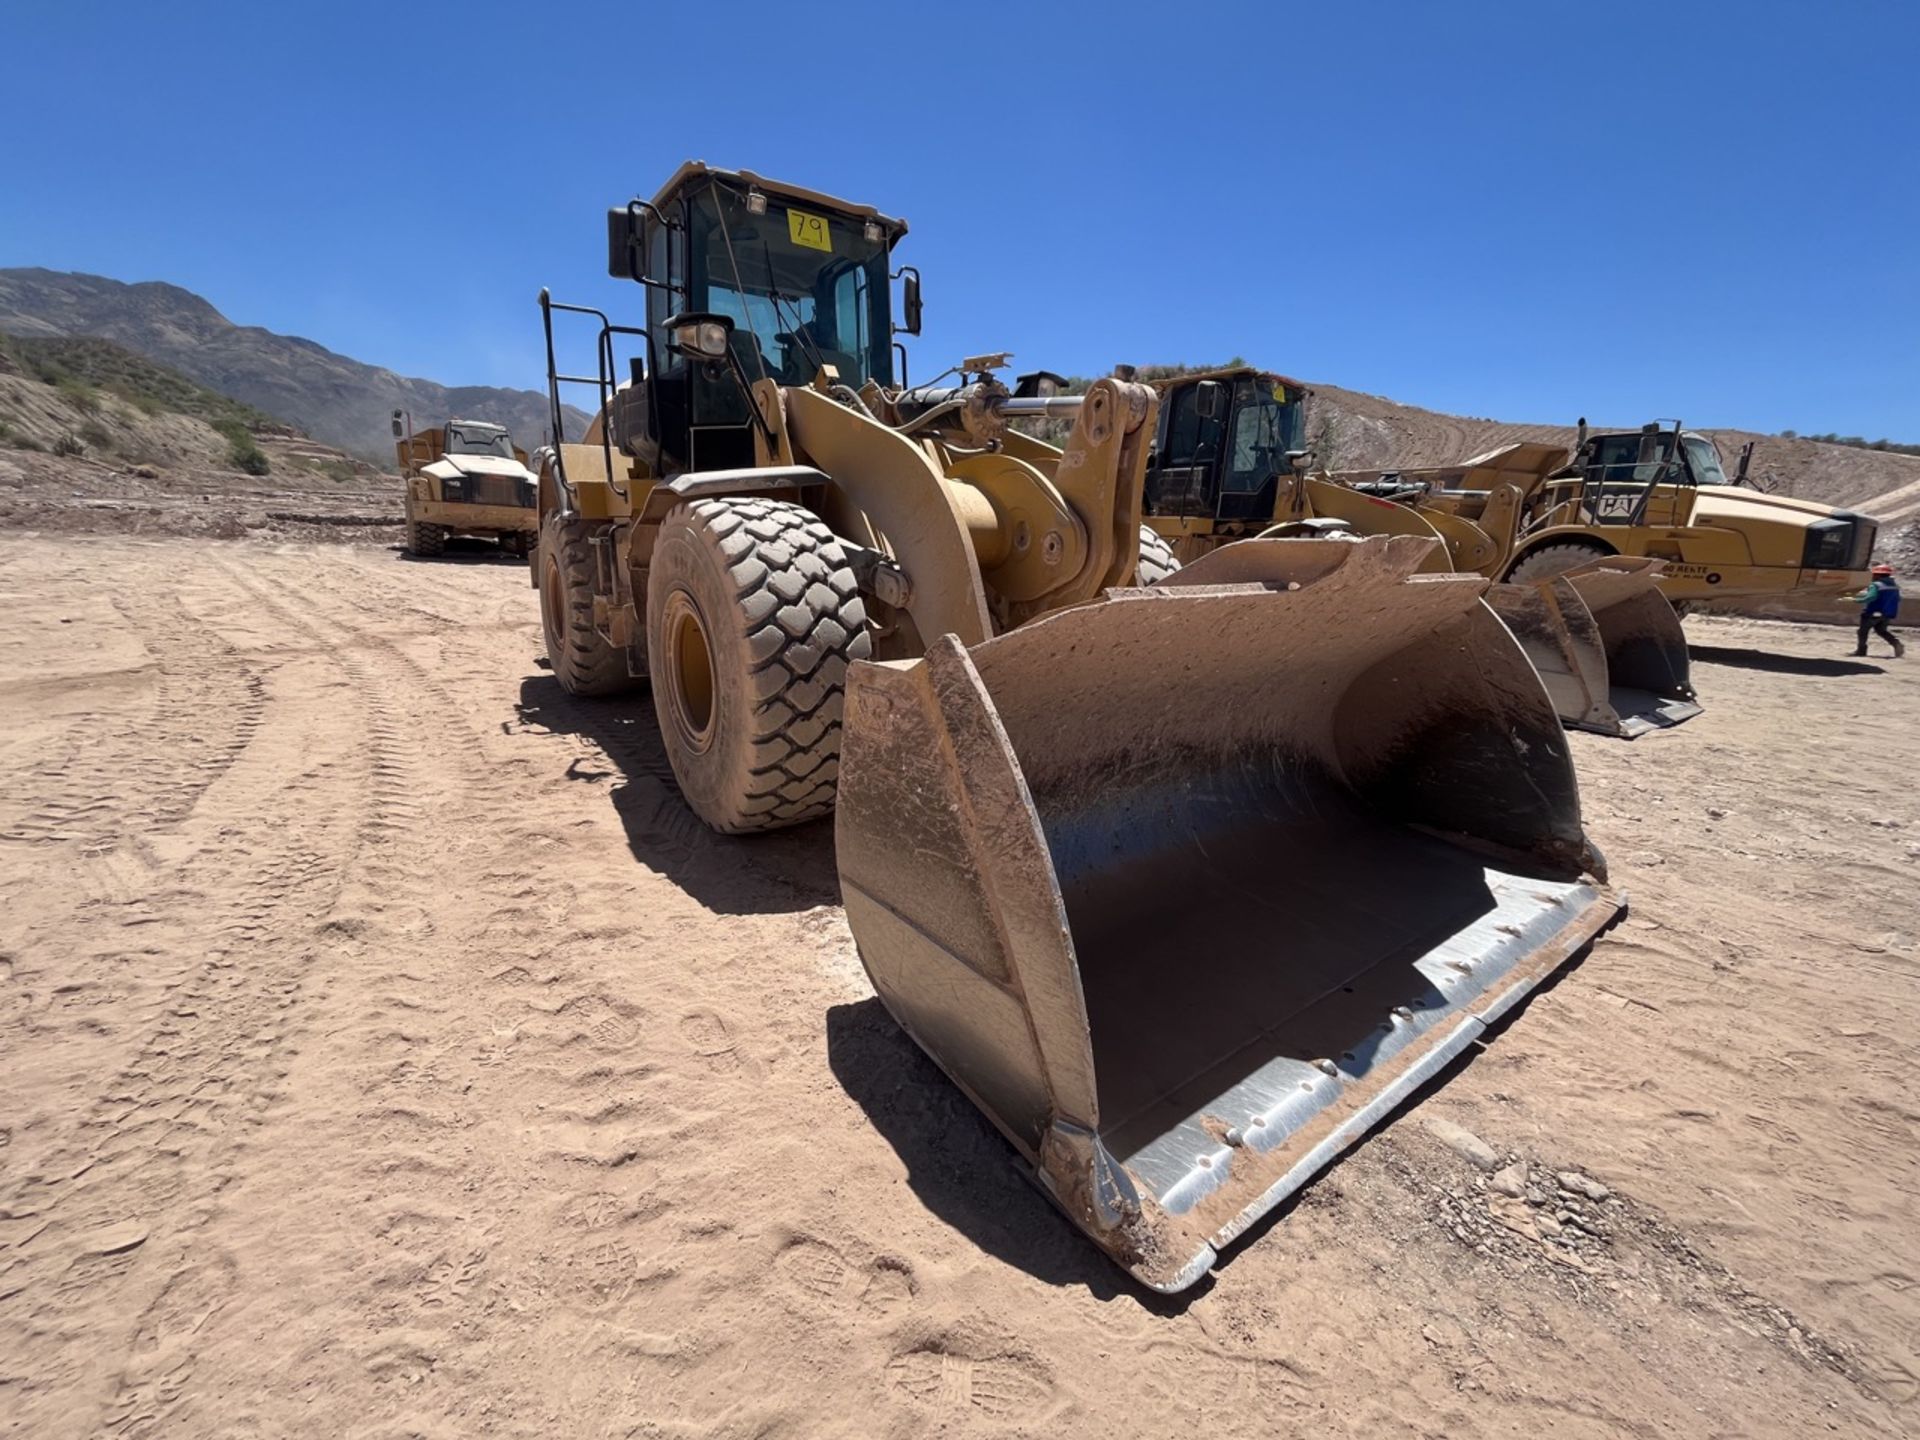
[
  {"left": 533, "top": 163, "right": 1620, "bottom": 1290},
  {"left": 1140, "top": 369, "right": 1703, "bottom": 737}
]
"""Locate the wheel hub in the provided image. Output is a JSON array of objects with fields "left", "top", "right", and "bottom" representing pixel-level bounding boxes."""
[{"left": 663, "top": 590, "right": 716, "bottom": 750}]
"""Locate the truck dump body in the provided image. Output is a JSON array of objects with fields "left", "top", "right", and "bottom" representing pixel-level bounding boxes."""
[{"left": 836, "top": 538, "right": 1622, "bottom": 1290}]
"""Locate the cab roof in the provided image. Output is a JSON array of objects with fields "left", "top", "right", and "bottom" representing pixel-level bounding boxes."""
[{"left": 648, "top": 160, "right": 909, "bottom": 242}]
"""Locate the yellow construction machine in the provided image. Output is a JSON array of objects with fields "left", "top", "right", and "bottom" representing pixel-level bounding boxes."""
[
  {"left": 1139, "top": 372, "right": 1714, "bottom": 736},
  {"left": 1330, "top": 419, "right": 1880, "bottom": 602},
  {"left": 393, "top": 412, "right": 539, "bottom": 557},
  {"left": 533, "top": 164, "right": 1621, "bottom": 1290}
]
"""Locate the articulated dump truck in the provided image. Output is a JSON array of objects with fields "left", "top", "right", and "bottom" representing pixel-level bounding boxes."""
[
  {"left": 392, "top": 412, "right": 539, "bottom": 557},
  {"left": 535, "top": 163, "right": 1622, "bottom": 1291},
  {"left": 1140, "top": 371, "right": 1703, "bottom": 737}
]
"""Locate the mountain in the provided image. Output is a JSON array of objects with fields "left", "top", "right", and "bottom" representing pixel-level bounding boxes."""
[{"left": 0, "top": 268, "right": 590, "bottom": 465}]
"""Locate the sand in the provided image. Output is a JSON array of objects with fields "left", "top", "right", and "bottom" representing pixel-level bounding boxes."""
[{"left": 0, "top": 532, "right": 1914, "bottom": 1437}]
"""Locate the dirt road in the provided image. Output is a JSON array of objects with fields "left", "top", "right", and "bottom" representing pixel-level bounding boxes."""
[{"left": 0, "top": 533, "right": 1914, "bottom": 1437}]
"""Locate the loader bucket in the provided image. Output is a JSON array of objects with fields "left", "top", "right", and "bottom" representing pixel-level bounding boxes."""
[
  {"left": 835, "top": 537, "right": 1622, "bottom": 1292},
  {"left": 1489, "top": 558, "right": 1700, "bottom": 738}
]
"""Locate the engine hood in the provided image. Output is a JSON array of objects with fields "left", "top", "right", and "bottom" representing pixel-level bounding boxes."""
[
  {"left": 1692, "top": 485, "right": 1872, "bottom": 526},
  {"left": 423, "top": 454, "right": 535, "bottom": 483}
]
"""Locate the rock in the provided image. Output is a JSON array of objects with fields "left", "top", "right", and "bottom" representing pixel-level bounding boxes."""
[
  {"left": 1534, "top": 1212, "right": 1564, "bottom": 1238},
  {"left": 1707, "top": 807, "right": 1729, "bottom": 820},
  {"left": 1524, "top": 1185, "right": 1552, "bottom": 1206},
  {"left": 1558, "top": 1171, "right": 1612, "bottom": 1201},
  {"left": 1489, "top": 1162, "right": 1528, "bottom": 1198},
  {"left": 1631, "top": 850, "right": 1666, "bottom": 867},
  {"left": 1423, "top": 1117, "right": 1498, "bottom": 1171},
  {"left": 80, "top": 1221, "right": 147, "bottom": 1255}
]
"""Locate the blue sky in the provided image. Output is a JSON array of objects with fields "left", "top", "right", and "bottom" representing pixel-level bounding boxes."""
[{"left": 3, "top": 1, "right": 1915, "bottom": 437}]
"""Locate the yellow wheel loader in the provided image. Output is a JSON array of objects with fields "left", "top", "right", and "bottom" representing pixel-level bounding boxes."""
[
  {"left": 533, "top": 164, "right": 1621, "bottom": 1291},
  {"left": 393, "top": 412, "right": 539, "bottom": 558},
  {"left": 1140, "top": 371, "right": 1706, "bottom": 737}
]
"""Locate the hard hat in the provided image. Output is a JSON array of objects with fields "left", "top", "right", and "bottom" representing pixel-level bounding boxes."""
[{"left": 1872, "top": 563, "right": 1895, "bottom": 575}]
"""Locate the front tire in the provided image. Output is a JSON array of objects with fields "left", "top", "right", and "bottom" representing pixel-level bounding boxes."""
[
  {"left": 539, "top": 510, "right": 635, "bottom": 696},
  {"left": 406, "top": 520, "right": 446, "bottom": 557},
  {"left": 1135, "top": 524, "right": 1182, "bottom": 585},
  {"left": 646, "top": 497, "right": 871, "bottom": 834}
]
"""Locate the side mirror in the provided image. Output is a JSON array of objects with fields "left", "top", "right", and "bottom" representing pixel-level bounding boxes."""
[
  {"left": 606, "top": 206, "right": 645, "bottom": 281},
  {"left": 1736, "top": 441, "right": 1754, "bottom": 483},
  {"left": 897, "top": 268, "right": 923, "bottom": 336},
  {"left": 390, "top": 410, "right": 404, "bottom": 439},
  {"left": 665, "top": 311, "right": 735, "bottom": 361},
  {"left": 1286, "top": 449, "right": 1312, "bottom": 475},
  {"left": 1195, "top": 380, "right": 1226, "bottom": 421}
]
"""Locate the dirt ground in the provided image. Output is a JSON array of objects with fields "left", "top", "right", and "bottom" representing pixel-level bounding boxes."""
[{"left": 0, "top": 530, "right": 1914, "bottom": 1439}]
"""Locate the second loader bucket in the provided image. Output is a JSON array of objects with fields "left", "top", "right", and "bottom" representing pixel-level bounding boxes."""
[
  {"left": 1490, "top": 557, "right": 1700, "bottom": 738},
  {"left": 836, "top": 537, "right": 1622, "bottom": 1292}
]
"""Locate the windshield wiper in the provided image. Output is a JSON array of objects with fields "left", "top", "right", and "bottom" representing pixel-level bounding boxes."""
[{"left": 760, "top": 238, "right": 827, "bottom": 380}]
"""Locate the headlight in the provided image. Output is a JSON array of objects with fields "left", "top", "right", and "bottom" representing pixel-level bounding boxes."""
[
  {"left": 672, "top": 319, "right": 731, "bottom": 360},
  {"left": 1801, "top": 518, "right": 1852, "bottom": 570}
]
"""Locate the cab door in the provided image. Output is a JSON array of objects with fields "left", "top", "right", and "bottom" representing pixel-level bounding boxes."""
[{"left": 1145, "top": 382, "right": 1227, "bottom": 517}]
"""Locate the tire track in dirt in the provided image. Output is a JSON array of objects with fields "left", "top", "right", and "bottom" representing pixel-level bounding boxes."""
[
  {"left": 0, "top": 586, "right": 267, "bottom": 853},
  {"left": 0, "top": 644, "right": 364, "bottom": 1433},
  {"left": 0, "top": 547, "right": 491, "bottom": 1435},
  {"left": 147, "top": 553, "right": 548, "bottom": 1428}
]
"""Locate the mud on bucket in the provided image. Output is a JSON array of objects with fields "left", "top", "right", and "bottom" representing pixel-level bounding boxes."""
[{"left": 835, "top": 537, "right": 1622, "bottom": 1291}]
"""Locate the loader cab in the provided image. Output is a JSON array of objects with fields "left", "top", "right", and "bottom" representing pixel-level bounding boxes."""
[
  {"left": 603, "top": 163, "right": 910, "bottom": 475},
  {"left": 1144, "top": 371, "right": 1308, "bottom": 523}
]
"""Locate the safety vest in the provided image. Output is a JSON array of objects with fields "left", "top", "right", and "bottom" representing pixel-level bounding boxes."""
[{"left": 1866, "top": 580, "right": 1900, "bottom": 618}]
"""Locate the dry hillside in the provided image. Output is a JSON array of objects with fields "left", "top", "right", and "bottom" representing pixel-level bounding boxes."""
[
  {"left": 0, "top": 335, "right": 396, "bottom": 541},
  {"left": 0, "top": 269, "right": 591, "bottom": 464}
]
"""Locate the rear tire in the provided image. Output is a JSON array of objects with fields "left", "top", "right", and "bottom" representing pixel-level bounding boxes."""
[
  {"left": 647, "top": 497, "right": 871, "bottom": 834},
  {"left": 539, "top": 510, "right": 635, "bottom": 696},
  {"left": 1506, "top": 540, "right": 1610, "bottom": 585},
  {"left": 1135, "top": 525, "right": 1182, "bottom": 585},
  {"left": 406, "top": 520, "right": 445, "bottom": 557}
]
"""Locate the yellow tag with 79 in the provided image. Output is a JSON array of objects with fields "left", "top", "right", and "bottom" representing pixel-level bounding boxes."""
[{"left": 787, "top": 208, "right": 832, "bottom": 252}]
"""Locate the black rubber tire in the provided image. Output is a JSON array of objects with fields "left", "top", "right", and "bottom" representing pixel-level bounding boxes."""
[
  {"left": 646, "top": 497, "right": 871, "bottom": 834},
  {"left": 539, "top": 510, "right": 635, "bottom": 696},
  {"left": 406, "top": 520, "right": 446, "bottom": 557},
  {"left": 1135, "top": 524, "right": 1182, "bottom": 585},
  {"left": 1505, "top": 540, "right": 1611, "bottom": 585}
]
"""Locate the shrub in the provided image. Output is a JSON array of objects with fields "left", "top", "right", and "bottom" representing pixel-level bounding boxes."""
[
  {"left": 80, "top": 420, "right": 115, "bottom": 452},
  {"left": 12, "top": 435, "right": 43, "bottom": 452},
  {"left": 54, "top": 376, "right": 100, "bottom": 414},
  {"left": 52, "top": 431, "right": 85, "bottom": 457}
]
